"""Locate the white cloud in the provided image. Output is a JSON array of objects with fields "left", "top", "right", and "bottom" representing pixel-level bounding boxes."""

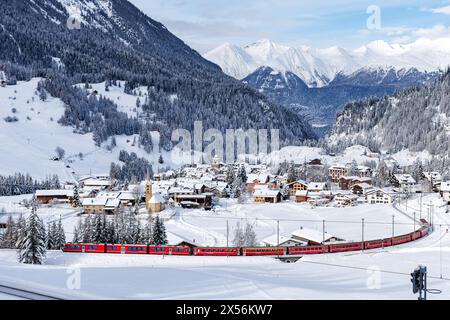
[
  {"left": 430, "top": 5, "right": 450, "bottom": 15},
  {"left": 412, "top": 24, "right": 450, "bottom": 38}
]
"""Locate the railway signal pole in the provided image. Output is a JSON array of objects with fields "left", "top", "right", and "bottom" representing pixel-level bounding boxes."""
[{"left": 411, "top": 266, "right": 427, "bottom": 300}]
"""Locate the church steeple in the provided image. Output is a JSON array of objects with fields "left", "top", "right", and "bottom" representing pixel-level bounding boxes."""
[{"left": 145, "top": 171, "right": 152, "bottom": 211}]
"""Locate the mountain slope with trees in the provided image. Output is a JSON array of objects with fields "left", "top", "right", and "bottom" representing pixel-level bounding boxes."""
[
  {"left": 0, "top": 0, "right": 315, "bottom": 149},
  {"left": 325, "top": 70, "right": 450, "bottom": 157}
]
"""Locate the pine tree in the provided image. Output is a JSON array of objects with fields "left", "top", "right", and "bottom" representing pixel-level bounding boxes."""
[
  {"left": 152, "top": 215, "right": 167, "bottom": 245},
  {"left": 54, "top": 217, "right": 66, "bottom": 249},
  {"left": 0, "top": 215, "right": 16, "bottom": 249},
  {"left": 46, "top": 221, "right": 56, "bottom": 250},
  {"left": 142, "top": 216, "right": 153, "bottom": 244},
  {"left": 17, "top": 204, "right": 46, "bottom": 264},
  {"left": 73, "top": 185, "right": 82, "bottom": 207}
]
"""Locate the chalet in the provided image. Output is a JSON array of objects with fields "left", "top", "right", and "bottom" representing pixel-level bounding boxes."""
[
  {"left": 246, "top": 174, "right": 271, "bottom": 193},
  {"left": 295, "top": 190, "right": 333, "bottom": 204},
  {"left": 423, "top": 172, "right": 443, "bottom": 191},
  {"left": 366, "top": 189, "right": 393, "bottom": 204},
  {"left": 177, "top": 194, "right": 213, "bottom": 210},
  {"left": 35, "top": 190, "right": 74, "bottom": 205},
  {"left": 339, "top": 176, "right": 361, "bottom": 190},
  {"left": 286, "top": 180, "right": 308, "bottom": 197},
  {"left": 392, "top": 174, "right": 417, "bottom": 191},
  {"left": 351, "top": 183, "right": 373, "bottom": 195},
  {"left": 334, "top": 193, "right": 359, "bottom": 206},
  {"left": 440, "top": 182, "right": 450, "bottom": 204},
  {"left": 307, "top": 182, "right": 328, "bottom": 192},
  {"left": 82, "top": 197, "right": 120, "bottom": 214},
  {"left": 169, "top": 187, "right": 195, "bottom": 202},
  {"left": 252, "top": 189, "right": 282, "bottom": 204},
  {"left": 329, "top": 165, "right": 348, "bottom": 183},
  {"left": 291, "top": 227, "right": 342, "bottom": 245},
  {"left": 356, "top": 166, "right": 372, "bottom": 178},
  {"left": 295, "top": 190, "right": 309, "bottom": 203},
  {"left": 340, "top": 174, "right": 373, "bottom": 190}
]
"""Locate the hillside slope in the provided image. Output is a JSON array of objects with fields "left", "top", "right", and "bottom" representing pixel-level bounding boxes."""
[
  {"left": 326, "top": 71, "right": 450, "bottom": 156},
  {"left": 0, "top": 0, "right": 315, "bottom": 152}
]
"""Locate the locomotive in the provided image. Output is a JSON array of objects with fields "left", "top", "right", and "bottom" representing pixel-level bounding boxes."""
[{"left": 63, "top": 225, "right": 430, "bottom": 257}]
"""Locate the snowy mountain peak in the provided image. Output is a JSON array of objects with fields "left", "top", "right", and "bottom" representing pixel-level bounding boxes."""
[{"left": 204, "top": 38, "right": 450, "bottom": 87}]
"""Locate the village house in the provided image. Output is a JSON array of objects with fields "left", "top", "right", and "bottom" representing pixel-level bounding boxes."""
[
  {"left": 35, "top": 190, "right": 74, "bottom": 205},
  {"left": 246, "top": 174, "right": 272, "bottom": 193},
  {"left": 392, "top": 174, "right": 417, "bottom": 192},
  {"left": 366, "top": 188, "right": 393, "bottom": 204},
  {"left": 291, "top": 228, "right": 342, "bottom": 246},
  {"left": 440, "top": 182, "right": 450, "bottom": 204},
  {"left": 307, "top": 182, "right": 328, "bottom": 192},
  {"left": 82, "top": 197, "right": 120, "bottom": 214},
  {"left": 176, "top": 194, "right": 213, "bottom": 210},
  {"left": 334, "top": 193, "right": 359, "bottom": 207},
  {"left": 351, "top": 183, "right": 373, "bottom": 195},
  {"left": 329, "top": 165, "right": 348, "bottom": 183},
  {"left": 423, "top": 172, "right": 443, "bottom": 191},
  {"left": 339, "top": 176, "right": 372, "bottom": 190},
  {"left": 356, "top": 166, "right": 372, "bottom": 178},
  {"left": 286, "top": 180, "right": 308, "bottom": 198},
  {"left": 252, "top": 189, "right": 282, "bottom": 204}
]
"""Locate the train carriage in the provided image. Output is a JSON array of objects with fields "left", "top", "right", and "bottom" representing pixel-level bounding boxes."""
[
  {"left": 288, "top": 245, "right": 328, "bottom": 255},
  {"left": 392, "top": 234, "right": 412, "bottom": 246},
  {"left": 63, "top": 244, "right": 83, "bottom": 253},
  {"left": 329, "top": 242, "right": 363, "bottom": 253},
  {"left": 83, "top": 244, "right": 106, "bottom": 253},
  {"left": 244, "top": 247, "right": 285, "bottom": 256},
  {"left": 106, "top": 244, "right": 123, "bottom": 254},
  {"left": 364, "top": 238, "right": 392, "bottom": 250},
  {"left": 124, "top": 244, "right": 148, "bottom": 254},
  {"left": 194, "top": 247, "right": 240, "bottom": 256}
]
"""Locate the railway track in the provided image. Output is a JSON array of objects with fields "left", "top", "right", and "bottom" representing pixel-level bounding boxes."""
[{"left": 0, "top": 284, "right": 62, "bottom": 300}]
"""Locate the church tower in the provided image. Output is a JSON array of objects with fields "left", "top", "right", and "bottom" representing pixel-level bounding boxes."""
[{"left": 145, "top": 178, "right": 152, "bottom": 211}]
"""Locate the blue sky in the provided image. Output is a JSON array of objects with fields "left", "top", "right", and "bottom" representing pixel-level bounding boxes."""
[{"left": 129, "top": 0, "right": 450, "bottom": 53}]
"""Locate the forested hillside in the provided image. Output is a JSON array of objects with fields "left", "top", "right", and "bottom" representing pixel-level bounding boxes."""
[
  {"left": 326, "top": 70, "right": 450, "bottom": 156},
  {"left": 0, "top": 0, "right": 315, "bottom": 151}
]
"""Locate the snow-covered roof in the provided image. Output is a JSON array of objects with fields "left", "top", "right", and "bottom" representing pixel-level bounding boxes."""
[
  {"left": 440, "top": 182, "right": 450, "bottom": 192},
  {"left": 82, "top": 198, "right": 108, "bottom": 206},
  {"left": 253, "top": 189, "right": 281, "bottom": 198},
  {"left": 81, "top": 178, "right": 111, "bottom": 186},
  {"left": 394, "top": 174, "right": 416, "bottom": 184},
  {"left": 295, "top": 190, "right": 308, "bottom": 197},
  {"left": 35, "top": 190, "right": 73, "bottom": 197},
  {"left": 261, "top": 235, "right": 305, "bottom": 247},
  {"left": 424, "top": 172, "right": 442, "bottom": 182},
  {"left": 247, "top": 173, "right": 269, "bottom": 184},
  {"left": 352, "top": 183, "right": 372, "bottom": 189},
  {"left": 291, "top": 228, "right": 335, "bottom": 244},
  {"left": 149, "top": 193, "right": 164, "bottom": 204},
  {"left": 307, "top": 182, "right": 326, "bottom": 191}
]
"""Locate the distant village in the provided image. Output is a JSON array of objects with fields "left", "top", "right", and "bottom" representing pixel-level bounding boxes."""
[{"left": 32, "top": 154, "right": 450, "bottom": 217}]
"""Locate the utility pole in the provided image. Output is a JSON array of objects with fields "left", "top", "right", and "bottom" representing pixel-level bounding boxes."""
[
  {"left": 413, "top": 212, "right": 416, "bottom": 240},
  {"left": 226, "top": 220, "right": 229, "bottom": 248},
  {"left": 362, "top": 218, "right": 365, "bottom": 251},
  {"left": 420, "top": 192, "right": 422, "bottom": 220},
  {"left": 322, "top": 220, "right": 325, "bottom": 244},
  {"left": 277, "top": 220, "right": 280, "bottom": 247},
  {"left": 392, "top": 215, "right": 395, "bottom": 240}
]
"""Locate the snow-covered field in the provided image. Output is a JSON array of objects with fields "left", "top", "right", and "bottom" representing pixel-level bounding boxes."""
[{"left": 1, "top": 194, "right": 449, "bottom": 300}]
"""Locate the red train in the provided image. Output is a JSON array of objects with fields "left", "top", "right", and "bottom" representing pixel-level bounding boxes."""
[{"left": 63, "top": 225, "right": 430, "bottom": 257}]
